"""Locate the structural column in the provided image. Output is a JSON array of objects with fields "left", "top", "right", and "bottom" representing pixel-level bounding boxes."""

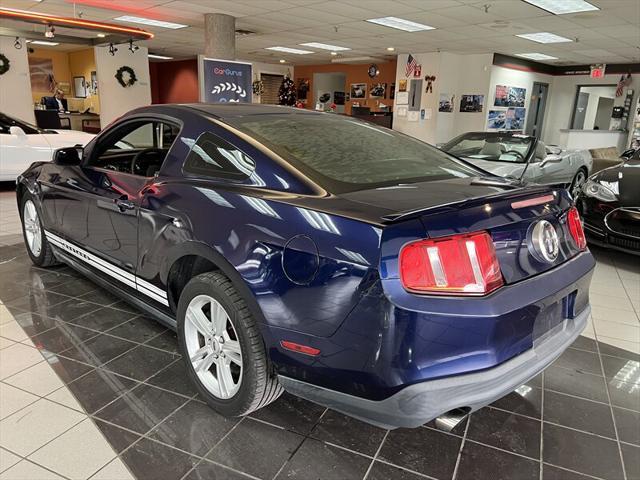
[{"left": 204, "top": 13, "right": 236, "bottom": 60}]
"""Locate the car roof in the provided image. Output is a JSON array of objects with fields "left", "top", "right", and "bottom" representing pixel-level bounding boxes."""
[{"left": 167, "top": 103, "right": 321, "bottom": 119}]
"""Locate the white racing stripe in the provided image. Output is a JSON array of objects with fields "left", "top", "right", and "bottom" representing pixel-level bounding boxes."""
[{"left": 45, "top": 230, "right": 169, "bottom": 307}]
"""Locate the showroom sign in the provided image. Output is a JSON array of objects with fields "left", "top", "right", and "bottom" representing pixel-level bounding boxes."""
[{"left": 200, "top": 57, "right": 252, "bottom": 103}]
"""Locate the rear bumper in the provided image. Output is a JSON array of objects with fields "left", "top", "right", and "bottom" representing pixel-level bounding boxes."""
[{"left": 279, "top": 305, "right": 589, "bottom": 429}]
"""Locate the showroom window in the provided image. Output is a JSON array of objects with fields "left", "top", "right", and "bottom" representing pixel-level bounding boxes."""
[{"left": 183, "top": 131, "right": 256, "bottom": 180}]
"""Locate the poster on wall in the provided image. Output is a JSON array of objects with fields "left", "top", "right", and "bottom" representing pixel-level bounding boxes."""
[
  {"left": 350, "top": 83, "right": 367, "bottom": 99},
  {"left": 201, "top": 57, "right": 252, "bottom": 103},
  {"left": 494, "top": 85, "right": 526, "bottom": 107},
  {"left": 488, "top": 110, "right": 506, "bottom": 129},
  {"left": 398, "top": 79, "right": 407, "bottom": 92},
  {"left": 29, "top": 57, "right": 55, "bottom": 92},
  {"left": 396, "top": 91, "right": 409, "bottom": 105},
  {"left": 460, "top": 94, "right": 484, "bottom": 112},
  {"left": 439, "top": 93, "right": 454, "bottom": 112},
  {"left": 505, "top": 107, "right": 526, "bottom": 130},
  {"left": 369, "top": 83, "right": 386, "bottom": 99}
]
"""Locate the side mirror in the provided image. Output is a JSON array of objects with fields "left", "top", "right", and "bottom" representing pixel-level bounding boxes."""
[
  {"left": 9, "top": 126, "right": 26, "bottom": 137},
  {"left": 547, "top": 146, "right": 562, "bottom": 156},
  {"left": 540, "top": 154, "right": 562, "bottom": 167},
  {"left": 53, "top": 146, "right": 82, "bottom": 166}
]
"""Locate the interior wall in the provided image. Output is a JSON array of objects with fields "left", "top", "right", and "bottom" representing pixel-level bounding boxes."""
[
  {"left": 0, "top": 36, "right": 34, "bottom": 123},
  {"left": 94, "top": 45, "right": 151, "bottom": 128},
  {"left": 313, "top": 72, "right": 347, "bottom": 113},
  {"left": 68, "top": 48, "right": 100, "bottom": 113},
  {"left": 294, "top": 60, "right": 396, "bottom": 115},
  {"left": 28, "top": 48, "right": 70, "bottom": 105},
  {"left": 393, "top": 52, "right": 493, "bottom": 145},
  {"left": 542, "top": 73, "right": 640, "bottom": 146},
  {"left": 150, "top": 58, "right": 291, "bottom": 104}
]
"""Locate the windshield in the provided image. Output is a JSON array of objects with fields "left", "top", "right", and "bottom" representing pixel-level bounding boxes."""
[
  {"left": 442, "top": 134, "right": 533, "bottom": 164},
  {"left": 0, "top": 113, "right": 45, "bottom": 135},
  {"left": 225, "top": 114, "right": 483, "bottom": 192}
]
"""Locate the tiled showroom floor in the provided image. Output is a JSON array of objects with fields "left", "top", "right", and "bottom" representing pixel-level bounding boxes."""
[{"left": 0, "top": 184, "right": 638, "bottom": 480}]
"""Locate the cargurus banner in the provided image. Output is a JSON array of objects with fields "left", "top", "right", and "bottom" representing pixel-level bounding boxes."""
[{"left": 200, "top": 57, "right": 252, "bottom": 103}]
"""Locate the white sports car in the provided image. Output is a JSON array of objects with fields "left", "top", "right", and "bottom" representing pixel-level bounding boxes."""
[{"left": 0, "top": 112, "right": 95, "bottom": 181}]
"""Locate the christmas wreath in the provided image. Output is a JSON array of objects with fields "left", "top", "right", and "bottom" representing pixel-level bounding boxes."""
[
  {"left": 115, "top": 66, "right": 137, "bottom": 88},
  {"left": 252, "top": 80, "right": 264, "bottom": 96},
  {"left": 0, "top": 54, "right": 10, "bottom": 76}
]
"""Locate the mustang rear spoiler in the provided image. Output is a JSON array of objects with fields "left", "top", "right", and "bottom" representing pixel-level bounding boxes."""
[{"left": 380, "top": 184, "right": 555, "bottom": 223}]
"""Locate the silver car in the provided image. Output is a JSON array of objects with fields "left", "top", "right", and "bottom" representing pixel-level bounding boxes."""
[{"left": 441, "top": 132, "right": 593, "bottom": 197}]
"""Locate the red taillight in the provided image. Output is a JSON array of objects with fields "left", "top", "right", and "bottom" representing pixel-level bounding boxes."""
[
  {"left": 400, "top": 231, "right": 504, "bottom": 296},
  {"left": 567, "top": 206, "right": 587, "bottom": 250}
]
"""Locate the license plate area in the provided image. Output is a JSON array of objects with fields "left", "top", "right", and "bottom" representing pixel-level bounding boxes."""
[{"left": 532, "top": 291, "right": 577, "bottom": 347}]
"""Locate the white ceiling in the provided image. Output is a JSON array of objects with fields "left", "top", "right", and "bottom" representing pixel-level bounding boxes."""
[{"left": 1, "top": 0, "right": 639, "bottom": 65}]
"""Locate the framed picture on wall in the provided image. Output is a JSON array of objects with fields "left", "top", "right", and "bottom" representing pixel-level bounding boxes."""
[
  {"left": 350, "top": 83, "right": 367, "bottom": 99},
  {"left": 494, "top": 85, "right": 526, "bottom": 107},
  {"left": 369, "top": 83, "right": 386, "bottom": 99},
  {"left": 73, "top": 76, "right": 87, "bottom": 98},
  {"left": 460, "top": 94, "right": 484, "bottom": 112},
  {"left": 390, "top": 83, "right": 395, "bottom": 100}
]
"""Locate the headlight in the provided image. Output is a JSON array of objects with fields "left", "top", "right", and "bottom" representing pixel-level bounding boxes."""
[{"left": 583, "top": 180, "right": 617, "bottom": 202}]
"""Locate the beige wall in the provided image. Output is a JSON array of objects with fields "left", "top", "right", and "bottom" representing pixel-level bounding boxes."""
[{"left": 0, "top": 36, "right": 34, "bottom": 123}]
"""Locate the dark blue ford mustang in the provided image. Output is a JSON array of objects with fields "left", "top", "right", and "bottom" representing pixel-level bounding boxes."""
[{"left": 17, "top": 104, "right": 594, "bottom": 429}]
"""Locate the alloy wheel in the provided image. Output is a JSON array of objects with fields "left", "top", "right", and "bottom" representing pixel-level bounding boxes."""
[
  {"left": 23, "top": 200, "right": 42, "bottom": 257},
  {"left": 184, "top": 294, "right": 243, "bottom": 399},
  {"left": 571, "top": 171, "right": 586, "bottom": 198}
]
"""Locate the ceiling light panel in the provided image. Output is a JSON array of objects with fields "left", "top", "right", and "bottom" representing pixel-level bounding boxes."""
[
  {"left": 366, "top": 17, "right": 434, "bottom": 32},
  {"left": 515, "top": 53, "right": 559, "bottom": 60},
  {"left": 523, "top": 0, "right": 599, "bottom": 15},
  {"left": 29, "top": 40, "right": 59, "bottom": 46},
  {"left": 300, "top": 42, "right": 350, "bottom": 51},
  {"left": 265, "top": 46, "right": 313, "bottom": 54},
  {"left": 114, "top": 15, "right": 187, "bottom": 29},
  {"left": 148, "top": 54, "right": 173, "bottom": 59},
  {"left": 516, "top": 32, "right": 572, "bottom": 43}
]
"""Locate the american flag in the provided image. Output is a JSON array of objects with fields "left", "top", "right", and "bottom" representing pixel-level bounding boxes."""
[
  {"left": 405, "top": 54, "right": 417, "bottom": 77},
  {"left": 616, "top": 73, "right": 632, "bottom": 97}
]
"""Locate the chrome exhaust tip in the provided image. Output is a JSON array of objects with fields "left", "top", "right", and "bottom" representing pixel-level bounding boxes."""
[{"left": 434, "top": 408, "right": 470, "bottom": 432}]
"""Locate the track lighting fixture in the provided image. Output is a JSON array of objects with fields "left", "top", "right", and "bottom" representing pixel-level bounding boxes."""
[
  {"left": 128, "top": 39, "right": 139, "bottom": 53},
  {"left": 108, "top": 43, "right": 118, "bottom": 56},
  {"left": 14, "top": 37, "right": 22, "bottom": 49},
  {"left": 45, "top": 24, "right": 55, "bottom": 38}
]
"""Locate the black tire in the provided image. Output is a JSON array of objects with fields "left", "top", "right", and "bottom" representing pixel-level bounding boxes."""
[
  {"left": 20, "top": 193, "right": 58, "bottom": 268},
  {"left": 177, "top": 271, "right": 283, "bottom": 417}
]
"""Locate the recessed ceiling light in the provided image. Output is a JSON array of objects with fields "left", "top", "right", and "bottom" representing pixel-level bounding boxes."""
[
  {"left": 279, "top": 59, "right": 286, "bottom": 63},
  {"left": 148, "top": 53, "right": 173, "bottom": 60},
  {"left": 97, "top": 33, "right": 106, "bottom": 38},
  {"left": 515, "top": 53, "right": 559, "bottom": 60},
  {"left": 516, "top": 32, "right": 572, "bottom": 43},
  {"left": 523, "top": 0, "right": 599, "bottom": 15},
  {"left": 266, "top": 46, "right": 313, "bottom": 54},
  {"left": 114, "top": 15, "right": 187, "bottom": 29},
  {"left": 366, "top": 17, "right": 434, "bottom": 32},
  {"left": 387, "top": 47, "right": 395, "bottom": 51},
  {"left": 330, "top": 51, "right": 337, "bottom": 56},
  {"left": 300, "top": 42, "right": 350, "bottom": 51},
  {"left": 29, "top": 40, "right": 59, "bottom": 46}
]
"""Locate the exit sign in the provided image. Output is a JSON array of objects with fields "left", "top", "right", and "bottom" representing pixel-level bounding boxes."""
[{"left": 590, "top": 64, "right": 606, "bottom": 78}]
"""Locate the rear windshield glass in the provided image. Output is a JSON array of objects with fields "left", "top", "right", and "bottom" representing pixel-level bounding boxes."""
[
  {"left": 225, "top": 114, "right": 482, "bottom": 192},
  {"left": 442, "top": 133, "right": 533, "bottom": 164}
]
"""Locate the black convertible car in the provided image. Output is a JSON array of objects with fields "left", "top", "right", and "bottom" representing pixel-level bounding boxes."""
[{"left": 576, "top": 149, "right": 640, "bottom": 255}]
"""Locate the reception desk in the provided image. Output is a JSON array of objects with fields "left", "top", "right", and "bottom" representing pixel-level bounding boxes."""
[
  {"left": 558, "top": 129, "right": 628, "bottom": 153},
  {"left": 58, "top": 112, "right": 100, "bottom": 132}
]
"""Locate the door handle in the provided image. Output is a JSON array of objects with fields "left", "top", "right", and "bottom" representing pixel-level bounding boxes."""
[{"left": 115, "top": 198, "right": 135, "bottom": 212}]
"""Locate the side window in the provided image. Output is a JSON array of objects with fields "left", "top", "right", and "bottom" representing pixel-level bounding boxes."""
[
  {"left": 183, "top": 131, "right": 255, "bottom": 180},
  {"left": 88, "top": 120, "right": 179, "bottom": 177}
]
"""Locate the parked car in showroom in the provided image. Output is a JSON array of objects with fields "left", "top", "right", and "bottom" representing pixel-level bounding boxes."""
[
  {"left": 441, "top": 131, "right": 592, "bottom": 197},
  {"left": 576, "top": 149, "right": 640, "bottom": 255},
  {"left": 17, "top": 104, "right": 594, "bottom": 429},
  {"left": 0, "top": 112, "right": 94, "bottom": 181}
]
